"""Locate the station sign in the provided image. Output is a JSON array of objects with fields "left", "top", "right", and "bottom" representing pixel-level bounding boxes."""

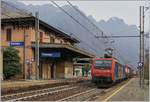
[
  {"left": 41, "top": 52, "right": 61, "bottom": 58},
  {"left": 10, "top": 42, "right": 24, "bottom": 46}
]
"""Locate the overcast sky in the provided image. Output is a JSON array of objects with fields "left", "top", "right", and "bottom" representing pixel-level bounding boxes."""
[{"left": 21, "top": 0, "right": 150, "bottom": 32}]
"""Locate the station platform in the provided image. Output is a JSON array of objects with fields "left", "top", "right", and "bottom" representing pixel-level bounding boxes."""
[
  {"left": 99, "top": 78, "right": 149, "bottom": 101},
  {"left": 1, "top": 77, "right": 90, "bottom": 95}
]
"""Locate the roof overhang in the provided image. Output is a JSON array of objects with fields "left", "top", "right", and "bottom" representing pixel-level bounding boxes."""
[
  {"left": 31, "top": 43, "right": 95, "bottom": 58},
  {"left": 1, "top": 17, "right": 80, "bottom": 43}
]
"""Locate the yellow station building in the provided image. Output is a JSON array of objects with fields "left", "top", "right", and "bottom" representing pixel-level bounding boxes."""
[{"left": 1, "top": 17, "right": 94, "bottom": 80}]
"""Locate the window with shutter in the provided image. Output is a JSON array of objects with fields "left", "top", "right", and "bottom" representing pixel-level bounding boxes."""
[{"left": 6, "top": 28, "right": 12, "bottom": 41}]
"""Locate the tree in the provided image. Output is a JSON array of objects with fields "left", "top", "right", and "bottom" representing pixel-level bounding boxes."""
[{"left": 3, "top": 47, "right": 21, "bottom": 79}]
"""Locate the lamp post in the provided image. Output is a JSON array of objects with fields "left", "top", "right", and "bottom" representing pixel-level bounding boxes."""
[{"left": 26, "top": 58, "right": 34, "bottom": 80}]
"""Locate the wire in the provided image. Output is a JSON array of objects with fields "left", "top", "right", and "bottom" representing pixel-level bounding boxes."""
[
  {"left": 51, "top": 1, "right": 105, "bottom": 42},
  {"left": 2, "top": 0, "right": 32, "bottom": 17},
  {"left": 66, "top": 0, "right": 104, "bottom": 36},
  {"left": 51, "top": 1, "right": 131, "bottom": 64},
  {"left": 50, "top": 1, "right": 107, "bottom": 55},
  {"left": 2, "top": 2, "right": 98, "bottom": 56},
  {"left": 98, "top": 24, "right": 130, "bottom": 64},
  {"left": 113, "top": 27, "right": 139, "bottom": 34},
  {"left": 95, "top": 35, "right": 140, "bottom": 38},
  {"left": 54, "top": 26, "right": 101, "bottom": 54},
  {"left": 2, "top": 0, "right": 133, "bottom": 66},
  {"left": 2, "top": 12, "right": 13, "bottom": 18},
  {"left": 66, "top": 0, "right": 110, "bottom": 45}
]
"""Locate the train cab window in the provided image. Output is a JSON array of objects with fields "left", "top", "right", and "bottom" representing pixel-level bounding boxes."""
[{"left": 94, "top": 60, "right": 112, "bottom": 69}]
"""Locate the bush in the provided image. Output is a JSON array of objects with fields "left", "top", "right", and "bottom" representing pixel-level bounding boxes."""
[{"left": 3, "top": 47, "right": 21, "bottom": 79}]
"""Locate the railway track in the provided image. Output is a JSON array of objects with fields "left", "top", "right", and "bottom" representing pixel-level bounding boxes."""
[
  {"left": 57, "top": 79, "right": 131, "bottom": 101},
  {"left": 1, "top": 79, "right": 130, "bottom": 101},
  {"left": 57, "top": 87, "right": 110, "bottom": 101},
  {"left": 1, "top": 81, "right": 93, "bottom": 101},
  {"left": 58, "top": 88, "right": 98, "bottom": 101},
  {"left": 1, "top": 84, "right": 74, "bottom": 101}
]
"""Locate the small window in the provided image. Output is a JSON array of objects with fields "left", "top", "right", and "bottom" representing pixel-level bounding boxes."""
[
  {"left": 64, "top": 40, "right": 67, "bottom": 44},
  {"left": 45, "top": 32, "right": 49, "bottom": 36},
  {"left": 6, "top": 28, "right": 12, "bottom": 41},
  {"left": 40, "top": 32, "right": 43, "bottom": 42},
  {"left": 60, "top": 40, "right": 63, "bottom": 44},
  {"left": 50, "top": 36, "right": 55, "bottom": 43}
]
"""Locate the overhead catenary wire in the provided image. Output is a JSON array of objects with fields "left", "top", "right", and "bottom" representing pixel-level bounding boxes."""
[
  {"left": 59, "top": 2, "right": 126, "bottom": 62},
  {"left": 50, "top": 1, "right": 105, "bottom": 43},
  {"left": 54, "top": 26, "right": 101, "bottom": 55},
  {"left": 66, "top": 1, "right": 139, "bottom": 66},
  {"left": 66, "top": 0, "right": 104, "bottom": 36},
  {"left": 67, "top": 0, "right": 141, "bottom": 39},
  {"left": 50, "top": 1, "right": 107, "bottom": 56},
  {"left": 104, "top": 30, "right": 130, "bottom": 65},
  {"left": 113, "top": 27, "right": 139, "bottom": 34},
  {"left": 2, "top": 1, "right": 99, "bottom": 56},
  {"left": 66, "top": 0, "right": 110, "bottom": 44},
  {"left": 64, "top": 0, "right": 130, "bottom": 64},
  {"left": 2, "top": 0, "right": 32, "bottom": 17},
  {"left": 2, "top": 0, "right": 133, "bottom": 65},
  {"left": 95, "top": 35, "right": 144, "bottom": 38}
]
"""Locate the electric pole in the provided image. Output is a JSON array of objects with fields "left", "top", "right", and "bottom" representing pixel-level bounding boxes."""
[
  {"left": 23, "top": 28, "right": 26, "bottom": 80},
  {"left": 35, "top": 12, "right": 39, "bottom": 80},
  {"left": 139, "top": 6, "right": 145, "bottom": 88},
  {"left": 0, "top": 13, "right": 3, "bottom": 80},
  {"left": 0, "top": 0, "right": 2, "bottom": 80}
]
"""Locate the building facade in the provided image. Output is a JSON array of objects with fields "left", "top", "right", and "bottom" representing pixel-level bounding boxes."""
[{"left": 1, "top": 17, "right": 94, "bottom": 80}]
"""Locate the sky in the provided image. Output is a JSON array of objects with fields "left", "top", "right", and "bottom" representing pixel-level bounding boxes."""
[{"left": 20, "top": 0, "right": 150, "bottom": 32}]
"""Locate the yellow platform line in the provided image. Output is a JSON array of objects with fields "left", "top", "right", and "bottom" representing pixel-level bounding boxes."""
[{"left": 103, "top": 78, "right": 133, "bottom": 102}]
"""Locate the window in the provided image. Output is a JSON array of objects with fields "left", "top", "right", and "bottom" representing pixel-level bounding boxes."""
[
  {"left": 50, "top": 36, "right": 55, "bottom": 43},
  {"left": 6, "top": 28, "right": 12, "bottom": 41},
  {"left": 40, "top": 32, "right": 43, "bottom": 42},
  {"left": 60, "top": 40, "right": 63, "bottom": 44},
  {"left": 94, "top": 60, "right": 112, "bottom": 69},
  {"left": 45, "top": 31, "right": 49, "bottom": 36},
  {"left": 64, "top": 40, "right": 67, "bottom": 44}
]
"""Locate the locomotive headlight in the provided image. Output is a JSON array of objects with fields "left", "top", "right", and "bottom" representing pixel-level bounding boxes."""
[{"left": 107, "top": 70, "right": 110, "bottom": 72}]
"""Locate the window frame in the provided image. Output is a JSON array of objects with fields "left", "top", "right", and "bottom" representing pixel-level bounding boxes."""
[
  {"left": 94, "top": 60, "right": 112, "bottom": 69},
  {"left": 6, "top": 28, "right": 12, "bottom": 41}
]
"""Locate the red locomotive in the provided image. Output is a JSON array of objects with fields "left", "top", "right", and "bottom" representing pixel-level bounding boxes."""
[{"left": 91, "top": 57, "right": 132, "bottom": 85}]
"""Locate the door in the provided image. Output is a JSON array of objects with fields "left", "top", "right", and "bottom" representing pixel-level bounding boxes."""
[
  {"left": 39, "top": 62, "right": 43, "bottom": 79},
  {"left": 51, "top": 63, "right": 54, "bottom": 79}
]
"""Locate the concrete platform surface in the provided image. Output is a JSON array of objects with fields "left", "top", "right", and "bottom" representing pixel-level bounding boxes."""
[
  {"left": 1, "top": 77, "right": 89, "bottom": 89},
  {"left": 102, "top": 78, "right": 149, "bottom": 101},
  {"left": 1, "top": 77, "right": 90, "bottom": 95},
  {"left": 2, "top": 80, "right": 62, "bottom": 89}
]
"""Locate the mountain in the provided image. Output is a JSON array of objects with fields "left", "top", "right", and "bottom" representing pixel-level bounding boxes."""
[
  {"left": 2, "top": 0, "right": 144, "bottom": 68},
  {"left": 97, "top": 18, "right": 139, "bottom": 67}
]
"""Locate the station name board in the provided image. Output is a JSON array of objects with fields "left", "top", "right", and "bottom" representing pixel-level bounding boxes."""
[
  {"left": 10, "top": 42, "right": 24, "bottom": 46},
  {"left": 41, "top": 52, "right": 61, "bottom": 58}
]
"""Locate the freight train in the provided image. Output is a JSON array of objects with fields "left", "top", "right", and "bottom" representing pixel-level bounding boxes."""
[{"left": 91, "top": 57, "right": 133, "bottom": 85}]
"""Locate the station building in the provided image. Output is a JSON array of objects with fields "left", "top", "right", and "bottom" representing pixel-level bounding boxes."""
[{"left": 1, "top": 16, "right": 94, "bottom": 80}]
